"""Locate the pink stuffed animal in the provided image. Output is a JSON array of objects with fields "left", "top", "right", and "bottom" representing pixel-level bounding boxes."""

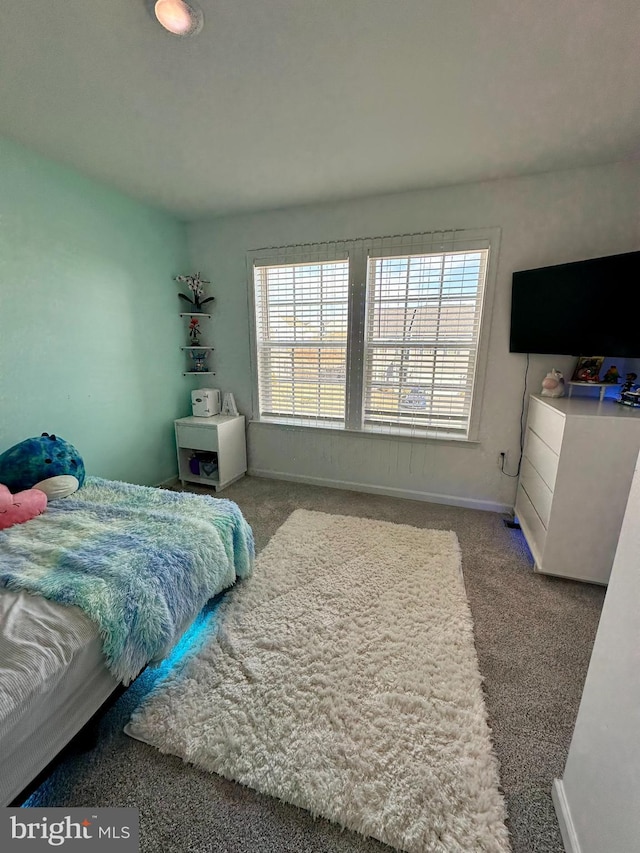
[{"left": 0, "top": 483, "right": 47, "bottom": 530}]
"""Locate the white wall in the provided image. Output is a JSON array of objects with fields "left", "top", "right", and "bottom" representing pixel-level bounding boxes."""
[
  {"left": 552, "top": 448, "right": 640, "bottom": 853},
  {"left": 188, "top": 161, "right": 640, "bottom": 510}
]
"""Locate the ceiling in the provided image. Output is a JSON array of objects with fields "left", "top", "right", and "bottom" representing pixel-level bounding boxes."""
[{"left": 1, "top": 0, "right": 639, "bottom": 219}]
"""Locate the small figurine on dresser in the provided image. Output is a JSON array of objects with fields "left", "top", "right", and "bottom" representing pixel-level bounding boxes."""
[
  {"left": 572, "top": 356, "right": 604, "bottom": 382},
  {"left": 602, "top": 365, "right": 620, "bottom": 384},
  {"left": 617, "top": 372, "right": 640, "bottom": 408},
  {"left": 540, "top": 368, "right": 565, "bottom": 398},
  {"left": 621, "top": 372, "right": 638, "bottom": 395}
]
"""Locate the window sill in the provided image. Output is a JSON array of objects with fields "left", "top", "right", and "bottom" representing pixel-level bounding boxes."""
[{"left": 249, "top": 418, "right": 479, "bottom": 447}]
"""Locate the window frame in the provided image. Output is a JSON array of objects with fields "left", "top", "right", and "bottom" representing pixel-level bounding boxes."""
[{"left": 247, "top": 227, "right": 500, "bottom": 442}]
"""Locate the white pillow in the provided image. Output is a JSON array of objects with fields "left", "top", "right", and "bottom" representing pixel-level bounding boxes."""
[{"left": 33, "top": 475, "right": 79, "bottom": 500}]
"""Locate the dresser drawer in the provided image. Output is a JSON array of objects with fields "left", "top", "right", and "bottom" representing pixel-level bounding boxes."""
[
  {"left": 523, "top": 428, "right": 559, "bottom": 491},
  {"left": 519, "top": 456, "right": 553, "bottom": 528},
  {"left": 527, "top": 397, "right": 565, "bottom": 455},
  {"left": 515, "top": 484, "right": 547, "bottom": 564},
  {"left": 175, "top": 424, "right": 219, "bottom": 452}
]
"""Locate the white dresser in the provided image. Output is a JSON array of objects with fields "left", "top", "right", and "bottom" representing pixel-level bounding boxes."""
[{"left": 515, "top": 394, "right": 640, "bottom": 585}]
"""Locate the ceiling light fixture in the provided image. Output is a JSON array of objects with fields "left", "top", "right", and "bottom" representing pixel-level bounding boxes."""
[{"left": 154, "top": 0, "right": 203, "bottom": 36}]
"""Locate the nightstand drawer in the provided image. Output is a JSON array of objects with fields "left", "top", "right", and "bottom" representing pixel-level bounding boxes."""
[
  {"left": 519, "top": 456, "right": 553, "bottom": 528},
  {"left": 175, "top": 424, "right": 219, "bottom": 452},
  {"left": 524, "top": 428, "right": 559, "bottom": 491},
  {"left": 527, "top": 397, "right": 565, "bottom": 454}
]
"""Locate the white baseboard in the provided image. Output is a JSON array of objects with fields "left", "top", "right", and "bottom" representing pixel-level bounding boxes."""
[
  {"left": 552, "top": 779, "right": 581, "bottom": 853},
  {"left": 155, "top": 476, "right": 178, "bottom": 489},
  {"left": 248, "top": 468, "right": 511, "bottom": 514}
]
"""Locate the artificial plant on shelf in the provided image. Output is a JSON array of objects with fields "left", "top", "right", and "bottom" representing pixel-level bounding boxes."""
[
  {"left": 175, "top": 272, "right": 214, "bottom": 313},
  {"left": 188, "top": 316, "right": 202, "bottom": 345}
]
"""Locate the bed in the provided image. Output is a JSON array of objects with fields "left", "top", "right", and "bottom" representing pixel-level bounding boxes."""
[{"left": 0, "top": 477, "right": 254, "bottom": 806}]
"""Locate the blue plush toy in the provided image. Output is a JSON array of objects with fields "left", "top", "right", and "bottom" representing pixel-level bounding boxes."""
[{"left": 0, "top": 433, "right": 85, "bottom": 493}]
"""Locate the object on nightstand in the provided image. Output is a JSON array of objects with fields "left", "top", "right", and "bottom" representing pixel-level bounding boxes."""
[
  {"left": 221, "top": 392, "right": 239, "bottom": 417},
  {"left": 191, "top": 388, "right": 221, "bottom": 418},
  {"left": 540, "top": 368, "right": 565, "bottom": 398},
  {"left": 199, "top": 455, "right": 219, "bottom": 478}
]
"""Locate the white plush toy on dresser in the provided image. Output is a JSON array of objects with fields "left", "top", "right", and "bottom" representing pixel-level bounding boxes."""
[{"left": 540, "top": 368, "right": 565, "bottom": 398}]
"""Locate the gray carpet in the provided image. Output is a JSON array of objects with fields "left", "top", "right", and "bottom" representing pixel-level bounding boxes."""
[{"left": 25, "top": 477, "right": 605, "bottom": 853}]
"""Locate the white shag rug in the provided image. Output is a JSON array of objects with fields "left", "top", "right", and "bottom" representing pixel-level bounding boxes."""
[{"left": 126, "top": 510, "right": 511, "bottom": 853}]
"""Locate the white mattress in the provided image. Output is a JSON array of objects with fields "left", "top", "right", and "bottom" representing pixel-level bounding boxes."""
[{"left": 0, "top": 589, "right": 119, "bottom": 806}]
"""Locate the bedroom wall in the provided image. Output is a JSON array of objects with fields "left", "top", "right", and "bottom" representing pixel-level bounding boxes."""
[
  {"left": 0, "top": 137, "right": 190, "bottom": 486},
  {"left": 188, "top": 161, "right": 640, "bottom": 511},
  {"left": 553, "top": 448, "right": 640, "bottom": 853}
]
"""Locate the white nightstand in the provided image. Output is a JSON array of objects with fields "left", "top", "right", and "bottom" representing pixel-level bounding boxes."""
[{"left": 174, "top": 415, "right": 247, "bottom": 491}]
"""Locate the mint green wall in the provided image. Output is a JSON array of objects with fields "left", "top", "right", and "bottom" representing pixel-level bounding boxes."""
[{"left": 0, "top": 138, "right": 190, "bottom": 485}]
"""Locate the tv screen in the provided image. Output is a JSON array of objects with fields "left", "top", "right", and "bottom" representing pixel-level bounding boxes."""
[{"left": 510, "top": 250, "right": 640, "bottom": 356}]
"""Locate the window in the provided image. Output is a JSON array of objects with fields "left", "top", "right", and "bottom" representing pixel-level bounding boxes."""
[
  {"left": 250, "top": 230, "right": 494, "bottom": 440},
  {"left": 253, "top": 258, "right": 349, "bottom": 424}
]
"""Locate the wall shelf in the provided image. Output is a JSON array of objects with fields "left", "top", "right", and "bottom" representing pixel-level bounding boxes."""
[
  {"left": 181, "top": 311, "right": 213, "bottom": 376},
  {"left": 567, "top": 381, "right": 615, "bottom": 402}
]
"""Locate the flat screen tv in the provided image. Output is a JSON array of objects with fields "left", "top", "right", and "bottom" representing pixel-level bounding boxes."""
[{"left": 510, "top": 250, "right": 640, "bottom": 356}]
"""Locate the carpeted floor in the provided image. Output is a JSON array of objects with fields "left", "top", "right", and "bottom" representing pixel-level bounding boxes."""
[{"left": 25, "top": 476, "right": 605, "bottom": 853}]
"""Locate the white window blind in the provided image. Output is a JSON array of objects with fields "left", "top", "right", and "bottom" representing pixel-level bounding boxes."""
[
  {"left": 363, "top": 250, "right": 488, "bottom": 437},
  {"left": 253, "top": 258, "right": 349, "bottom": 426},
  {"left": 250, "top": 230, "right": 493, "bottom": 439}
]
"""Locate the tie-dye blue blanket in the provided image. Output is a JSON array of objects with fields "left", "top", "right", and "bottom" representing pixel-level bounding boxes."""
[{"left": 0, "top": 477, "right": 254, "bottom": 684}]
